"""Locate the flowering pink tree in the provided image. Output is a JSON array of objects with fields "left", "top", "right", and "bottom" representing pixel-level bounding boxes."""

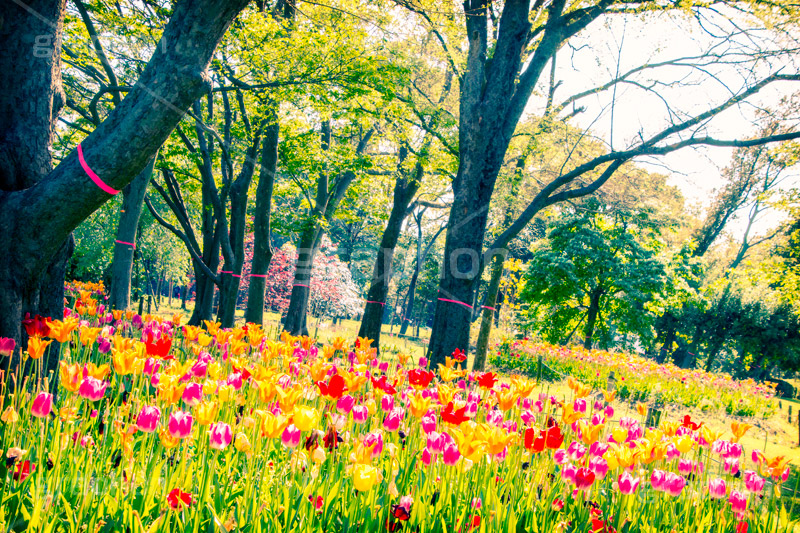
[{"left": 239, "top": 235, "right": 361, "bottom": 318}]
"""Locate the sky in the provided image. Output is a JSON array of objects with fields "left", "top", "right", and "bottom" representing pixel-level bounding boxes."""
[{"left": 536, "top": 7, "right": 800, "bottom": 233}]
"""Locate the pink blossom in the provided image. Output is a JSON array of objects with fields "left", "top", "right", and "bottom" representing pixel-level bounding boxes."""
[
  {"left": 182, "top": 383, "right": 203, "bottom": 407},
  {"left": 168, "top": 410, "right": 193, "bottom": 439},
  {"left": 351, "top": 405, "right": 369, "bottom": 424},
  {"left": 618, "top": 471, "right": 641, "bottom": 494},
  {"left": 281, "top": 424, "right": 301, "bottom": 448},
  {"left": 336, "top": 395, "right": 355, "bottom": 414},
  {"left": 708, "top": 477, "right": 727, "bottom": 499},
  {"left": 136, "top": 405, "right": 161, "bottom": 433},
  {"left": 31, "top": 392, "right": 53, "bottom": 418},
  {"left": 209, "top": 422, "right": 232, "bottom": 450},
  {"left": 442, "top": 442, "right": 461, "bottom": 466},
  {"left": 78, "top": 376, "right": 107, "bottom": 402}
]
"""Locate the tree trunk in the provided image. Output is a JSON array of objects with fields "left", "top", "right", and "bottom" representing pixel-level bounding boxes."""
[
  {"left": 0, "top": 0, "right": 250, "bottom": 381},
  {"left": 358, "top": 147, "right": 421, "bottom": 347},
  {"left": 283, "top": 225, "right": 320, "bottom": 335},
  {"left": 583, "top": 287, "right": 604, "bottom": 349},
  {"left": 217, "top": 131, "right": 261, "bottom": 328},
  {"left": 473, "top": 251, "right": 505, "bottom": 371},
  {"left": 245, "top": 118, "right": 279, "bottom": 325}
]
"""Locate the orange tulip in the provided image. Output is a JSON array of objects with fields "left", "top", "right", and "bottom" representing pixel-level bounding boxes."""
[
  {"left": 27, "top": 337, "right": 52, "bottom": 359},
  {"left": 59, "top": 361, "right": 82, "bottom": 392},
  {"left": 46, "top": 317, "right": 79, "bottom": 343}
]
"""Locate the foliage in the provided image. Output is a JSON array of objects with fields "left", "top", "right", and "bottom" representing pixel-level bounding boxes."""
[
  {"left": 490, "top": 338, "right": 777, "bottom": 418},
  {"left": 0, "top": 302, "right": 794, "bottom": 532}
]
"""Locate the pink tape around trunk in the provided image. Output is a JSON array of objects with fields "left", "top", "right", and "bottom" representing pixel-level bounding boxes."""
[
  {"left": 438, "top": 297, "right": 473, "bottom": 310},
  {"left": 115, "top": 240, "right": 135, "bottom": 249},
  {"left": 365, "top": 300, "right": 386, "bottom": 306},
  {"left": 481, "top": 305, "right": 497, "bottom": 311},
  {"left": 78, "top": 144, "right": 120, "bottom": 195}
]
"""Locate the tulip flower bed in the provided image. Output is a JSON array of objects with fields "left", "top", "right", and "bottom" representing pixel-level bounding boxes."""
[
  {"left": 0, "top": 299, "right": 796, "bottom": 532},
  {"left": 490, "top": 338, "right": 778, "bottom": 418}
]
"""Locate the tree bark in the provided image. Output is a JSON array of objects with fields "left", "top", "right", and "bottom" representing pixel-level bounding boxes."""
[
  {"left": 245, "top": 118, "right": 279, "bottom": 325},
  {"left": 0, "top": 0, "right": 250, "bottom": 380},
  {"left": 473, "top": 251, "right": 506, "bottom": 371},
  {"left": 110, "top": 154, "right": 157, "bottom": 310},
  {"left": 583, "top": 287, "right": 604, "bottom": 349},
  {"left": 283, "top": 224, "right": 320, "bottom": 335},
  {"left": 217, "top": 130, "right": 262, "bottom": 327},
  {"left": 358, "top": 147, "right": 421, "bottom": 347}
]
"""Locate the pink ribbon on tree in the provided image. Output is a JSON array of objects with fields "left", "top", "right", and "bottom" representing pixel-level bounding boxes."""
[
  {"left": 481, "top": 305, "right": 497, "bottom": 311},
  {"left": 115, "top": 240, "right": 135, "bottom": 249},
  {"left": 250, "top": 274, "right": 268, "bottom": 278},
  {"left": 365, "top": 300, "right": 386, "bottom": 306},
  {"left": 437, "top": 297, "right": 473, "bottom": 310},
  {"left": 78, "top": 144, "right": 120, "bottom": 195}
]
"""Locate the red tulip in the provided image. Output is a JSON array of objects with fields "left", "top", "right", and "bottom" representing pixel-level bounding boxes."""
[
  {"left": 144, "top": 333, "right": 173, "bottom": 359},
  {"left": 408, "top": 369, "right": 435, "bottom": 390},
  {"left": 167, "top": 488, "right": 192, "bottom": 509},
  {"left": 476, "top": 372, "right": 498, "bottom": 390},
  {"left": 13, "top": 461, "right": 35, "bottom": 482},
  {"left": 23, "top": 314, "right": 50, "bottom": 338},
  {"left": 316, "top": 374, "right": 347, "bottom": 399},
  {"left": 544, "top": 426, "right": 564, "bottom": 449},
  {"left": 441, "top": 402, "right": 469, "bottom": 425}
]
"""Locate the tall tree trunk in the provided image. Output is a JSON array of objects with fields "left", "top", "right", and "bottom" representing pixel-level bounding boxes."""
[
  {"left": 245, "top": 118, "right": 279, "bottom": 325},
  {"left": 0, "top": 0, "right": 250, "bottom": 383},
  {"left": 358, "top": 146, "right": 421, "bottom": 347},
  {"left": 283, "top": 225, "right": 320, "bottom": 335},
  {"left": 217, "top": 130, "right": 261, "bottom": 328},
  {"left": 473, "top": 251, "right": 506, "bottom": 371},
  {"left": 583, "top": 287, "right": 604, "bottom": 349}
]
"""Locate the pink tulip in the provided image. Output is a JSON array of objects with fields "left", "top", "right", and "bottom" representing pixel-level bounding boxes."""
[
  {"left": 553, "top": 449, "right": 569, "bottom": 465},
  {"left": 561, "top": 463, "right": 578, "bottom": 485},
  {"left": 168, "top": 410, "right": 193, "bottom": 439},
  {"left": 618, "top": 471, "right": 641, "bottom": 494},
  {"left": 427, "top": 432, "right": 444, "bottom": 454},
  {"left": 363, "top": 431, "right": 384, "bottom": 456},
  {"left": 78, "top": 376, "right": 107, "bottom": 401},
  {"left": 209, "top": 422, "right": 232, "bottom": 450},
  {"left": 729, "top": 490, "right": 747, "bottom": 518},
  {"left": 573, "top": 398, "right": 586, "bottom": 413},
  {"left": 351, "top": 405, "right": 369, "bottom": 425},
  {"left": 724, "top": 457, "right": 740, "bottom": 476},
  {"left": 443, "top": 442, "right": 461, "bottom": 466},
  {"left": 486, "top": 410, "right": 503, "bottom": 426},
  {"left": 744, "top": 471, "right": 764, "bottom": 494},
  {"left": 226, "top": 373, "right": 243, "bottom": 391},
  {"left": 418, "top": 357, "right": 428, "bottom": 367},
  {"left": 421, "top": 447, "right": 433, "bottom": 466},
  {"left": 0, "top": 337, "right": 15, "bottom": 356},
  {"left": 665, "top": 443, "right": 680, "bottom": 460},
  {"left": 383, "top": 407, "right": 404, "bottom": 432},
  {"left": 589, "top": 456, "right": 608, "bottom": 480},
  {"left": 336, "top": 395, "right": 355, "bottom": 414},
  {"left": 589, "top": 442, "right": 609, "bottom": 457},
  {"left": 380, "top": 395, "right": 394, "bottom": 413},
  {"left": 281, "top": 424, "right": 300, "bottom": 448},
  {"left": 567, "top": 441, "right": 586, "bottom": 461},
  {"left": 520, "top": 410, "right": 535, "bottom": 426},
  {"left": 143, "top": 357, "right": 161, "bottom": 375},
  {"left": 398, "top": 495, "right": 414, "bottom": 513},
  {"left": 650, "top": 469, "right": 666, "bottom": 491},
  {"left": 136, "top": 405, "right": 161, "bottom": 433},
  {"left": 190, "top": 360, "right": 207, "bottom": 378},
  {"left": 604, "top": 405, "right": 614, "bottom": 418},
  {"left": 708, "top": 477, "right": 727, "bottom": 499},
  {"left": 31, "top": 392, "right": 53, "bottom": 418},
  {"left": 471, "top": 497, "right": 482, "bottom": 510},
  {"left": 664, "top": 472, "right": 686, "bottom": 497},
  {"left": 464, "top": 401, "right": 478, "bottom": 418},
  {"left": 182, "top": 383, "right": 203, "bottom": 407},
  {"left": 421, "top": 413, "right": 437, "bottom": 434}
]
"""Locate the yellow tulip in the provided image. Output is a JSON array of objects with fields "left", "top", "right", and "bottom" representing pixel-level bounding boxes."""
[
  {"left": 674, "top": 434, "right": 694, "bottom": 454},
  {"left": 60, "top": 361, "right": 82, "bottom": 392},
  {"left": 408, "top": 392, "right": 432, "bottom": 418},
  {"left": 195, "top": 400, "right": 219, "bottom": 426},
  {"left": 260, "top": 411, "right": 289, "bottom": 439},
  {"left": 731, "top": 421, "right": 752, "bottom": 443},
  {"left": 234, "top": 432, "right": 252, "bottom": 454},
  {"left": 112, "top": 348, "right": 137, "bottom": 376},
  {"left": 293, "top": 405, "right": 320, "bottom": 432},
  {"left": 352, "top": 463, "right": 379, "bottom": 492}
]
